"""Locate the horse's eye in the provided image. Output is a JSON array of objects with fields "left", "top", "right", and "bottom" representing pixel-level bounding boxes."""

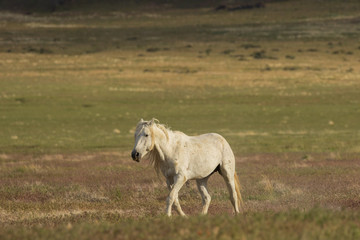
[{"left": 145, "top": 134, "right": 149, "bottom": 137}]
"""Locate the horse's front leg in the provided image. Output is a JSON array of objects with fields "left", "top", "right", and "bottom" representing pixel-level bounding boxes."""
[
  {"left": 166, "top": 173, "right": 187, "bottom": 217},
  {"left": 166, "top": 178, "right": 186, "bottom": 217}
]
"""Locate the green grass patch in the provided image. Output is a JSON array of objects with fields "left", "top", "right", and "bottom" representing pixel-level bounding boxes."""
[{"left": 1, "top": 209, "right": 360, "bottom": 240}]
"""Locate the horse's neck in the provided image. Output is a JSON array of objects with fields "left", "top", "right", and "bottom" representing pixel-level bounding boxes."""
[{"left": 153, "top": 126, "right": 176, "bottom": 161}]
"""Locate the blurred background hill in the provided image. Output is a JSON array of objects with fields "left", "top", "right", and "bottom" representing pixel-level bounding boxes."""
[{"left": 0, "top": 0, "right": 277, "bottom": 12}]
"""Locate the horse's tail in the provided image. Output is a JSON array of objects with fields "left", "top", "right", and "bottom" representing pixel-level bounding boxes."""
[{"left": 234, "top": 172, "right": 244, "bottom": 211}]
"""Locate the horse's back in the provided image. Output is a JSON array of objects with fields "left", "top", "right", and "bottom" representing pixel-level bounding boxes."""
[
  {"left": 201, "top": 133, "right": 235, "bottom": 163},
  {"left": 190, "top": 132, "right": 232, "bottom": 152},
  {"left": 188, "top": 133, "right": 224, "bottom": 150}
]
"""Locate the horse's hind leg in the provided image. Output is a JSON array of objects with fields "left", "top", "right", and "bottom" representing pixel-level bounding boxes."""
[
  {"left": 220, "top": 164, "right": 240, "bottom": 214},
  {"left": 166, "top": 177, "right": 186, "bottom": 216},
  {"left": 196, "top": 177, "right": 211, "bottom": 215}
]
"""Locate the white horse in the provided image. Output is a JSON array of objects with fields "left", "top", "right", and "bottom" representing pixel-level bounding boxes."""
[{"left": 131, "top": 118, "right": 243, "bottom": 216}]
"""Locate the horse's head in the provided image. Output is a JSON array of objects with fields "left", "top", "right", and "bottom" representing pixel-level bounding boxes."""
[{"left": 131, "top": 118, "right": 156, "bottom": 162}]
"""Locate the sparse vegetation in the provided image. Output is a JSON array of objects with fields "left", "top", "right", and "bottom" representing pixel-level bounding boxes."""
[{"left": 1, "top": 0, "right": 360, "bottom": 238}]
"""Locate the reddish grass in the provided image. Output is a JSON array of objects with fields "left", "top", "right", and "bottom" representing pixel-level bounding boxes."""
[{"left": 1, "top": 151, "right": 359, "bottom": 225}]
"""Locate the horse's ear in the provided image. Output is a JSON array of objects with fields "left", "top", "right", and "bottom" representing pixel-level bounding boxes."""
[
  {"left": 137, "top": 118, "right": 145, "bottom": 126},
  {"left": 149, "top": 118, "right": 155, "bottom": 126},
  {"left": 149, "top": 118, "right": 159, "bottom": 126},
  {"left": 154, "top": 118, "right": 159, "bottom": 123}
]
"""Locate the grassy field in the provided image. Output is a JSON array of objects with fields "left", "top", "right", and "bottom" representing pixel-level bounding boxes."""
[{"left": 1, "top": 0, "right": 360, "bottom": 238}]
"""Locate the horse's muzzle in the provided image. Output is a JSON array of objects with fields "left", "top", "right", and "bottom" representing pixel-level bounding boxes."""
[{"left": 131, "top": 150, "right": 140, "bottom": 162}]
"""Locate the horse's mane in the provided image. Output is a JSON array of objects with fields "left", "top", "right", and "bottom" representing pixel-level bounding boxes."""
[
  {"left": 149, "top": 122, "right": 170, "bottom": 177},
  {"left": 135, "top": 119, "right": 170, "bottom": 178}
]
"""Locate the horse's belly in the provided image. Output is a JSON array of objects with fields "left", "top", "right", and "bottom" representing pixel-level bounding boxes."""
[
  {"left": 190, "top": 152, "right": 222, "bottom": 178},
  {"left": 185, "top": 134, "right": 224, "bottom": 179}
]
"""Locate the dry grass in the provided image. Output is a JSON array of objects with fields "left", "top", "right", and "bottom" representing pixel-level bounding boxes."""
[{"left": 1, "top": 152, "right": 359, "bottom": 225}]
